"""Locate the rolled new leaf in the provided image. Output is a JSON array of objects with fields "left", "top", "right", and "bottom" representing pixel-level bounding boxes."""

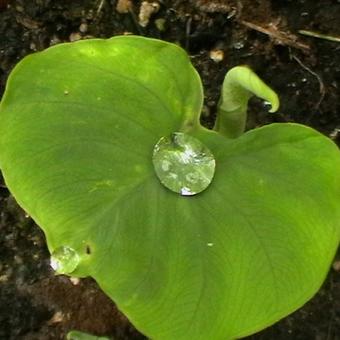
[{"left": 215, "top": 66, "right": 280, "bottom": 138}]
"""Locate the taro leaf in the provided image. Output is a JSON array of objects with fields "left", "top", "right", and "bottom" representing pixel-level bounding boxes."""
[{"left": 1, "top": 36, "right": 340, "bottom": 339}]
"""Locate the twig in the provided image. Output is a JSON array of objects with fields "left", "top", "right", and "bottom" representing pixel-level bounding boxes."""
[
  {"left": 96, "top": 0, "right": 106, "bottom": 17},
  {"left": 185, "top": 16, "right": 192, "bottom": 51},
  {"left": 239, "top": 20, "right": 310, "bottom": 51},
  {"left": 292, "top": 54, "right": 325, "bottom": 115},
  {"left": 299, "top": 30, "right": 340, "bottom": 43}
]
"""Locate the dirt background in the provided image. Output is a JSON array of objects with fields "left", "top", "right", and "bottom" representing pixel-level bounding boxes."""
[{"left": 0, "top": 0, "right": 340, "bottom": 339}]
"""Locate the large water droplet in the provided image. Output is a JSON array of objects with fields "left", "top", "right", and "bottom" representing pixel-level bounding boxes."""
[
  {"left": 152, "top": 132, "right": 216, "bottom": 195},
  {"left": 50, "top": 246, "right": 80, "bottom": 274}
]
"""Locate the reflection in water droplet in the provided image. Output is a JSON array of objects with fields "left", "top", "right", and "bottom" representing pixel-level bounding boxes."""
[
  {"left": 152, "top": 132, "right": 216, "bottom": 196},
  {"left": 50, "top": 246, "right": 80, "bottom": 274}
]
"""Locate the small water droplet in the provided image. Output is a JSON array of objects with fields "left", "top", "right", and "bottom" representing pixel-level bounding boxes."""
[
  {"left": 263, "top": 101, "right": 273, "bottom": 110},
  {"left": 50, "top": 246, "right": 80, "bottom": 274},
  {"left": 152, "top": 132, "right": 216, "bottom": 196},
  {"left": 207, "top": 242, "right": 214, "bottom": 247}
]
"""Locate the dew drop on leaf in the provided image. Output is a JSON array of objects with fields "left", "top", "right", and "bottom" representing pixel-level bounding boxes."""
[
  {"left": 152, "top": 132, "right": 216, "bottom": 196},
  {"left": 50, "top": 246, "right": 80, "bottom": 274}
]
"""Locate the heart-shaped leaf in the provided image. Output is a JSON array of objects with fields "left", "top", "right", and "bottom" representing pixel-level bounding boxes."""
[{"left": 1, "top": 36, "right": 340, "bottom": 339}]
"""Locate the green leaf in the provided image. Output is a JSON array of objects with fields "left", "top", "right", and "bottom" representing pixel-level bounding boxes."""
[{"left": 1, "top": 36, "right": 340, "bottom": 339}]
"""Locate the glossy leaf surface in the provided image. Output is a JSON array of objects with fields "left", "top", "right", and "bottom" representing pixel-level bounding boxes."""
[{"left": 0, "top": 36, "right": 340, "bottom": 339}]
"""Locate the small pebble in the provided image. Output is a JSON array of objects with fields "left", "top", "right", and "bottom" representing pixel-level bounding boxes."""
[
  {"left": 79, "top": 22, "right": 88, "bottom": 33},
  {"left": 70, "top": 277, "right": 80, "bottom": 285},
  {"left": 329, "top": 128, "right": 340, "bottom": 140},
  {"left": 116, "top": 0, "right": 132, "bottom": 14},
  {"left": 139, "top": 1, "right": 160, "bottom": 27},
  {"left": 0, "top": 274, "right": 8, "bottom": 283},
  {"left": 155, "top": 18, "right": 166, "bottom": 31},
  {"left": 48, "top": 311, "right": 64, "bottom": 325},
  {"left": 233, "top": 41, "right": 245, "bottom": 50},
  {"left": 69, "top": 32, "right": 82, "bottom": 42},
  {"left": 50, "top": 34, "right": 61, "bottom": 46},
  {"left": 209, "top": 49, "right": 224, "bottom": 63},
  {"left": 332, "top": 260, "right": 340, "bottom": 272},
  {"left": 29, "top": 42, "right": 37, "bottom": 51}
]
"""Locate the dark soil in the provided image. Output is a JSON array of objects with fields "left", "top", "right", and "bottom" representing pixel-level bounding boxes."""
[{"left": 1, "top": 0, "right": 340, "bottom": 339}]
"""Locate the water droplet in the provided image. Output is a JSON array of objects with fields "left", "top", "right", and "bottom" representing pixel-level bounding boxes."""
[
  {"left": 263, "top": 101, "right": 273, "bottom": 110},
  {"left": 207, "top": 243, "right": 214, "bottom": 247},
  {"left": 50, "top": 246, "right": 80, "bottom": 274},
  {"left": 152, "top": 132, "right": 216, "bottom": 196}
]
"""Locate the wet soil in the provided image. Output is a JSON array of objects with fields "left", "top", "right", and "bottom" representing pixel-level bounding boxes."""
[{"left": 0, "top": 0, "right": 340, "bottom": 339}]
